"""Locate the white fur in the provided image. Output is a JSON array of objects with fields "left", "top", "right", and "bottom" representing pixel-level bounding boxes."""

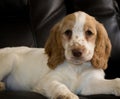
[
  {"left": 0, "top": 12, "right": 120, "bottom": 99},
  {"left": 0, "top": 47, "right": 120, "bottom": 99}
]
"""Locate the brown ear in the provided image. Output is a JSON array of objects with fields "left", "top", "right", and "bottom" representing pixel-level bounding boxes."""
[
  {"left": 91, "top": 22, "right": 112, "bottom": 70},
  {"left": 45, "top": 22, "right": 65, "bottom": 69}
]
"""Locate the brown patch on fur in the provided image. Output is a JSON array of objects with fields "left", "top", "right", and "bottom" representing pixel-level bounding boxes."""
[
  {"left": 84, "top": 15, "right": 97, "bottom": 44},
  {"left": 45, "top": 23, "right": 64, "bottom": 69},
  {"left": 61, "top": 14, "right": 76, "bottom": 30},
  {"left": 55, "top": 93, "right": 78, "bottom": 99},
  {"left": 91, "top": 21, "right": 112, "bottom": 70},
  {"left": 56, "top": 95, "right": 70, "bottom": 99},
  {"left": 0, "top": 82, "right": 5, "bottom": 91},
  {"left": 45, "top": 14, "right": 75, "bottom": 69}
]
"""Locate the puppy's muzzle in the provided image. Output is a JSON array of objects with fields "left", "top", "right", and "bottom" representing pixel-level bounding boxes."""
[
  {"left": 71, "top": 45, "right": 86, "bottom": 58},
  {"left": 72, "top": 49, "right": 82, "bottom": 58}
]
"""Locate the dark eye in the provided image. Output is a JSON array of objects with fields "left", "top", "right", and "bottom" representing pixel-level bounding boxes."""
[
  {"left": 64, "top": 29, "right": 72, "bottom": 39},
  {"left": 86, "top": 30, "right": 93, "bottom": 36}
]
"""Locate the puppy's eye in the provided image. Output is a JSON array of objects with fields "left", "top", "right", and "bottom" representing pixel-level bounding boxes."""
[
  {"left": 64, "top": 29, "right": 72, "bottom": 39},
  {"left": 86, "top": 30, "right": 93, "bottom": 36}
]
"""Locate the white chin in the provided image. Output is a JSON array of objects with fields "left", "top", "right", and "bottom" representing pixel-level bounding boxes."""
[{"left": 67, "top": 58, "right": 84, "bottom": 65}]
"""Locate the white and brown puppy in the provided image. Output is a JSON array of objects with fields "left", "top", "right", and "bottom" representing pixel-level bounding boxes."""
[{"left": 0, "top": 11, "right": 120, "bottom": 99}]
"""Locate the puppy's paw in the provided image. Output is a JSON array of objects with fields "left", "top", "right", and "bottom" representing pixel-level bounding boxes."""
[
  {"left": 113, "top": 78, "right": 120, "bottom": 96},
  {"left": 0, "top": 82, "right": 5, "bottom": 91},
  {"left": 55, "top": 93, "right": 79, "bottom": 99}
]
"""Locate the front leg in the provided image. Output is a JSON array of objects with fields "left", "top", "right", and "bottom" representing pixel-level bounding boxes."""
[
  {"left": 80, "top": 78, "right": 120, "bottom": 96},
  {"left": 33, "top": 80, "right": 79, "bottom": 99}
]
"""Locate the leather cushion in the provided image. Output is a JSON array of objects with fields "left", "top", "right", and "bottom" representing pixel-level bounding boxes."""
[{"left": 29, "top": 0, "right": 66, "bottom": 47}]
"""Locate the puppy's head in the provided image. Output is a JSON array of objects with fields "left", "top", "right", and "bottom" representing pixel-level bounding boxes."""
[{"left": 45, "top": 11, "right": 111, "bottom": 70}]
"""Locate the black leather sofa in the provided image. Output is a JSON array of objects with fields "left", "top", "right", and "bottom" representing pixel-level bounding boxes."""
[{"left": 0, "top": 0, "right": 120, "bottom": 99}]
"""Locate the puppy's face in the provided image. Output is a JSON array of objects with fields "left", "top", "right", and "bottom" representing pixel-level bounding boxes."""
[
  {"left": 45, "top": 11, "right": 111, "bottom": 70},
  {"left": 61, "top": 12, "right": 97, "bottom": 65}
]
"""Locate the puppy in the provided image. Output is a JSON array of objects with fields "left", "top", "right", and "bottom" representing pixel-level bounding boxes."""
[{"left": 0, "top": 11, "right": 120, "bottom": 99}]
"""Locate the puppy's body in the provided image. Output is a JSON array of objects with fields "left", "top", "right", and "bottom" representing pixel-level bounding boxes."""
[
  {"left": 0, "top": 11, "right": 120, "bottom": 99},
  {"left": 0, "top": 47, "right": 104, "bottom": 94},
  {"left": 0, "top": 47, "right": 119, "bottom": 98}
]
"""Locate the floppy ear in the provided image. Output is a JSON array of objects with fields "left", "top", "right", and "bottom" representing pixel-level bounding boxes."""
[
  {"left": 45, "top": 22, "right": 65, "bottom": 69},
  {"left": 91, "top": 22, "right": 112, "bottom": 70}
]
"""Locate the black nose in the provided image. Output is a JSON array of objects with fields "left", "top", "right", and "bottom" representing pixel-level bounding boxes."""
[{"left": 72, "top": 49, "right": 82, "bottom": 58}]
